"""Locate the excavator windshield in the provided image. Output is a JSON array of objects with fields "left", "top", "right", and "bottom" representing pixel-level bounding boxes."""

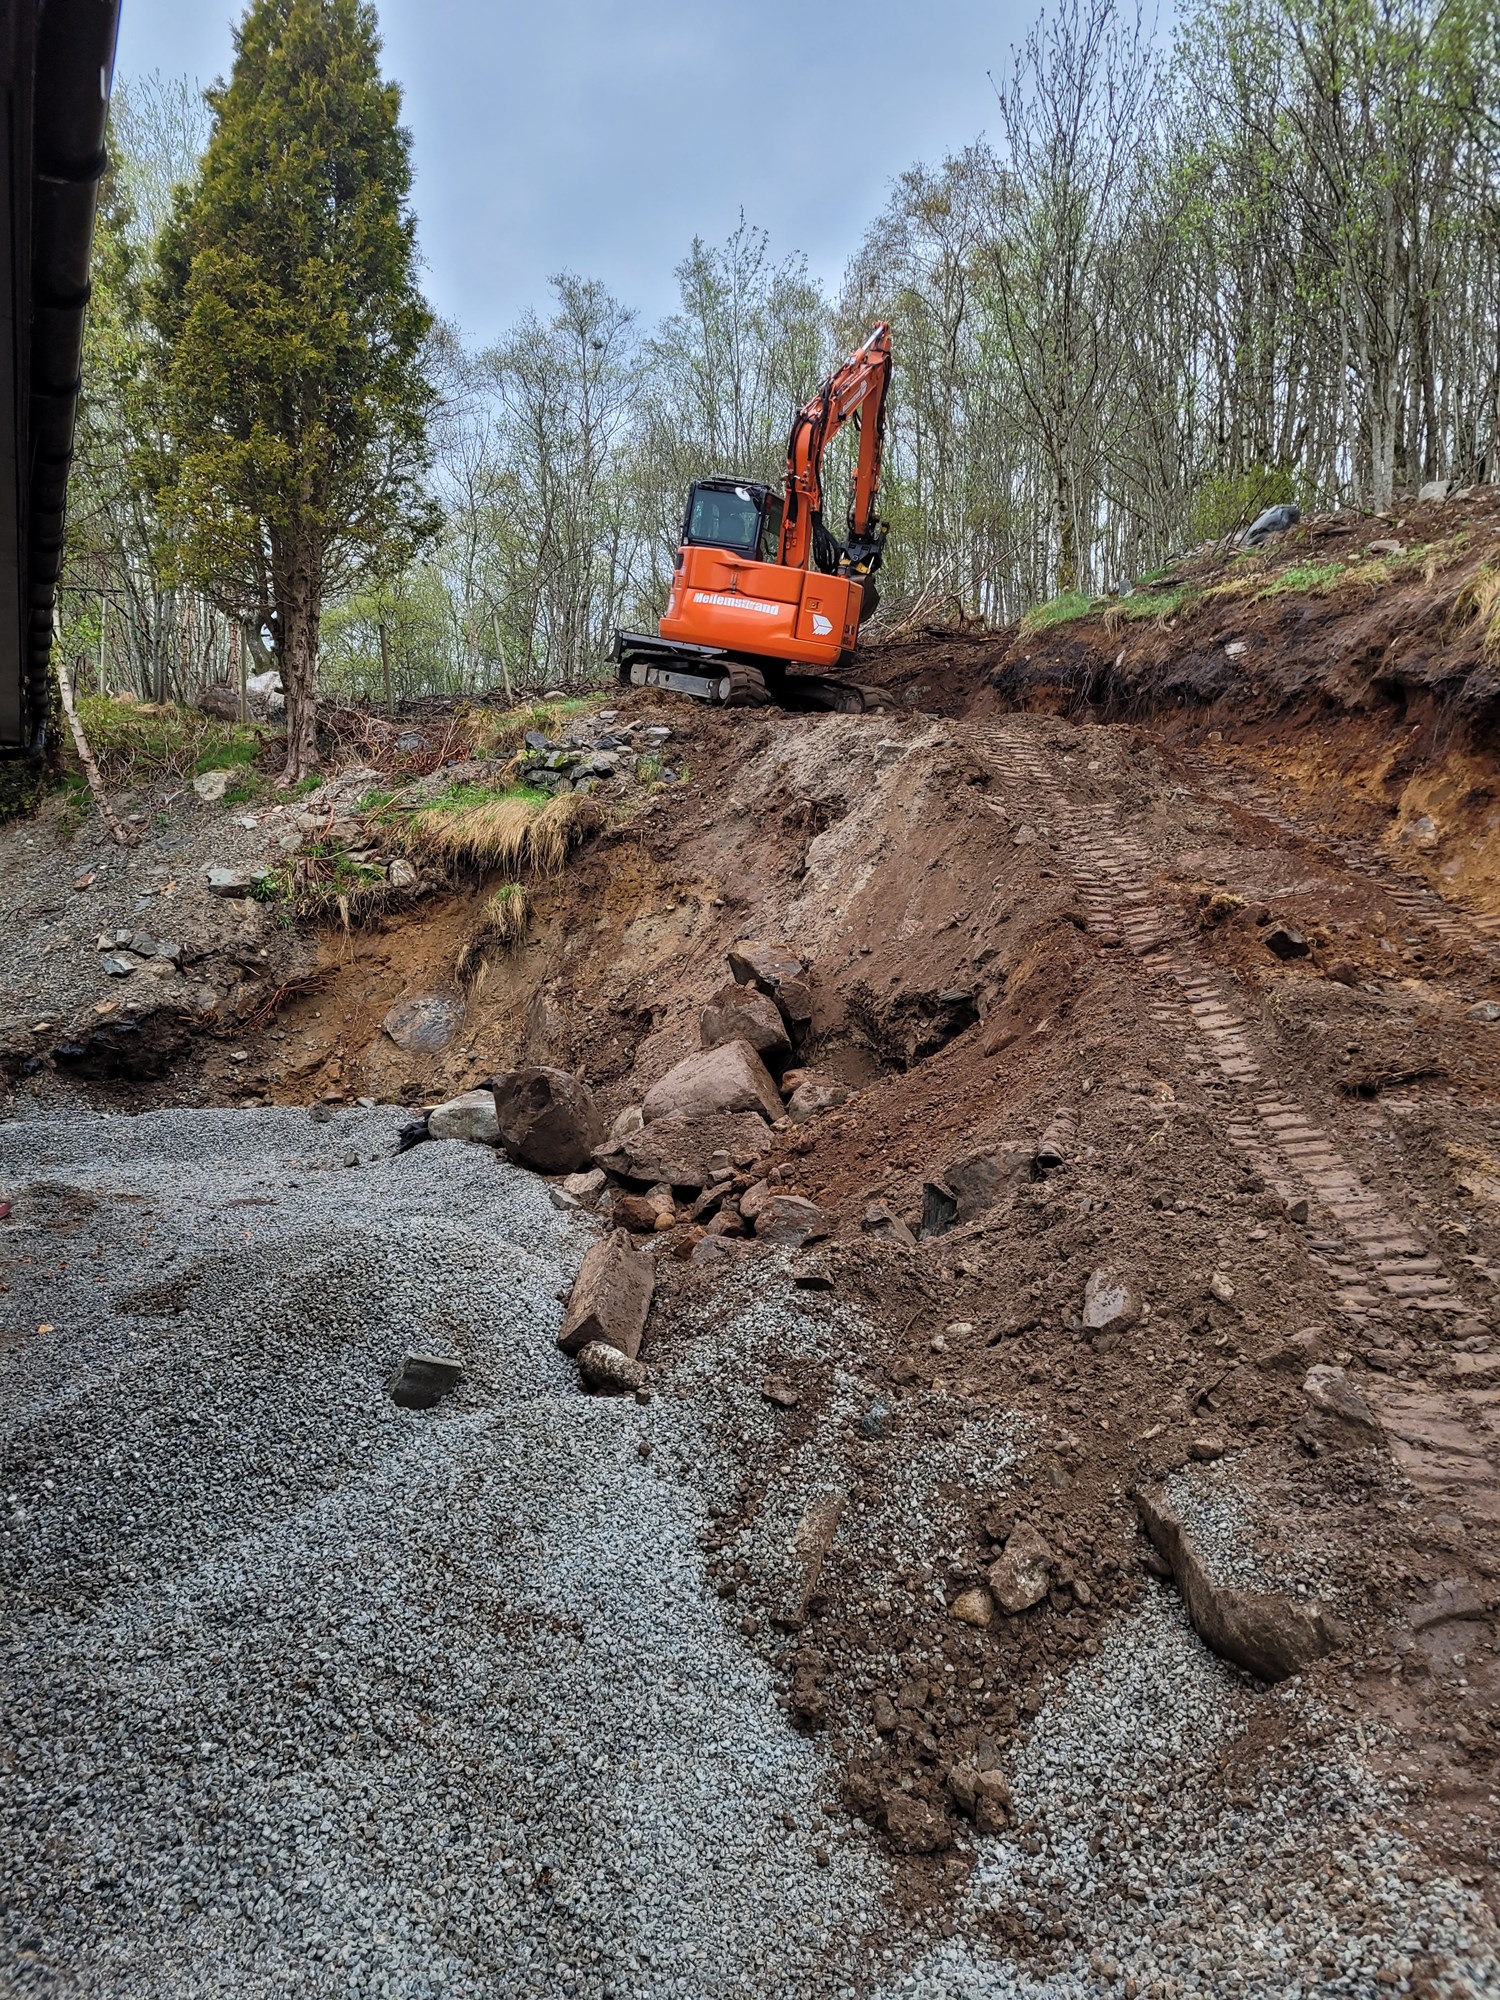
[{"left": 685, "top": 483, "right": 760, "bottom": 554}]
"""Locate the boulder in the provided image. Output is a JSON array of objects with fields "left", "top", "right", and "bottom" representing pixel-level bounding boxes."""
[
  {"left": 641, "top": 1040, "right": 784, "bottom": 1127},
  {"left": 382, "top": 990, "right": 462, "bottom": 1053},
  {"left": 426, "top": 1089, "right": 501, "bottom": 1144},
  {"left": 753, "top": 1194, "right": 830, "bottom": 1247},
  {"left": 786, "top": 1079, "right": 851, "bottom": 1124},
  {"left": 727, "top": 939, "right": 806, "bottom": 992},
  {"left": 492, "top": 1066, "right": 602, "bottom": 1173},
  {"left": 1136, "top": 1485, "right": 1345, "bottom": 1681},
  {"left": 596, "top": 1111, "right": 772, "bottom": 1192},
  {"left": 1241, "top": 502, "right": 1301, "bottom": 544},
  {"left": 700, "top": 982, "right": 792, "bottom": 1070},
  {"left": 387, "top": 857, "right": 419, "bottom": 890},
  {"left": 924, "top": 1147, "right": 1033, "bottom": 1235},
  {"left": 193, "top": 768, "right": 233, "bottom": 803},
  {"left": 557, "top": 1231, "right": 654, "bottom": 1359},
  {"left": 987, "top": 1521, "right": 1054, "bottom": 1613},
  {"left": 772, "top": 978, "right": 814, "bottom": 1040},
  {"left": 609, "top": 1103, "right": 645, "bottom": 1142},
  {"left": 1418, "top": 478, "right": 1455, "bottom": 502},
  {"left": 1263, "top": 923, "right": 1309, "bottom": 961},
  {"left": 575, "top": 1340, "right": 649, "bottom": 1395}
]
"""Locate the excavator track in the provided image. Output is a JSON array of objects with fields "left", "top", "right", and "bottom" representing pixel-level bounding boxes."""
[{"left": 613, "top": 631, "right": 883, "bottom": 713}]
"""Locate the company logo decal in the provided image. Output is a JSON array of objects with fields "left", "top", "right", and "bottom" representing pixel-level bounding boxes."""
[
  {"left": 692, "top": 591, "right": 779, "bottom": 616},
  {"left": 810, "top": 613, "right": 833, "bottom": 636}
]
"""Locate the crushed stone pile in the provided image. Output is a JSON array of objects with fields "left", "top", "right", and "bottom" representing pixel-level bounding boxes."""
[{"left": 0, "top": 1108, "right": 883, "bottom": 1998}]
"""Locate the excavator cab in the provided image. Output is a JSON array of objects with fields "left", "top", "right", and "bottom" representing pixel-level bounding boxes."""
[
  {"left": 615, "top": 324, "right": 892, "bottom": 709},
  {"left": 681, "top": 479, "right": 783, "bottom": 565}
]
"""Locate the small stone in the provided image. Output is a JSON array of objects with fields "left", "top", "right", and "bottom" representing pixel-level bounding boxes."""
[
  {"left": 1418, "top": 477, "right": 1455, "bottom": 502},
  {"left": 193, "top": 769, "right": 232, "bottom": 802},
  {"left": 1190, "top": 1430, "right": 1228, "bottom": 1462},
  {"left": 387, "top": 857, "right": 418, "bottom": 890},
  {"left": 861, "top": 1200, "right": 915, "bottom": 1248},
  {"left": 204, "top": 864, "right": 270, "bottom": 897},
  {"left": 950, "top": 1586, "right": 994, "bottom": 1629},
  {"left": 786, "top": 1079, "right": 852, "bottom": 1124},
  {"left": 575, "top": 1341, "right": 648, "bottom": 1395},
  {"left": 987, "top": 1521, "right": 1054, "bottom": 1613},
  {"left": 1466, "top": 1001, "right": 1500, "bottom": 1023},
  {"left": 386, "top": 1352, "right": 464, "bottom": 1409},
  {"left": 1209, "top": 1271, "right": 1235, "bottom": 1304},
  {"left": 860, "top": 1396, "right": 893, "bottom": 1440},
  {"left": 101, "top": 955, "right": 136, "bottom": 977},
  {"left": 1285, "top": 1197, "right": 1310, "bottom": 1224},
  {"left": 562, "top": 1168, "right": 607, "bottom": 1197},
  {"left": 761, "top": 1376, "right": 799, "bottom": 1408},
  {"left": 1082, "top": 1267, "right": 1138, "bottom": 1332}
]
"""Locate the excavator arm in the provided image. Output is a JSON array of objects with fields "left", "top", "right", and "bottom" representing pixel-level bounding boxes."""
[{"left": 778, "top": 323, "right": 892, "bottom": 576}]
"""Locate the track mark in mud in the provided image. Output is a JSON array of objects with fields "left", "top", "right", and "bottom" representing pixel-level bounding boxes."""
[
  {"left": 1184, "top": 755, "right": 1500, "bottom": 973},
  {"left": 976, "top": 722, "right": 1478, "bottom": 1329}
]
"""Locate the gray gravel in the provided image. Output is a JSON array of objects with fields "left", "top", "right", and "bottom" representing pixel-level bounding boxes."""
[
  {"left": 0, "top": 1108, "right": 884, "bottom": 1997},
  {"left": 883, "top": 1595, "right": 1499, "bottom": 1999},
  {"left": 4, "top": 1106, "right": 1497, "bottom": 1999}
]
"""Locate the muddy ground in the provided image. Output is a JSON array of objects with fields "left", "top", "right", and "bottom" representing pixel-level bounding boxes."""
[{"left": 4, "top": 491, "right": 1500, "bottom": 1990}]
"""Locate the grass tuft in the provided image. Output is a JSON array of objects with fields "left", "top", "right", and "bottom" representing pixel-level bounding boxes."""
[
  {"left": 457, "top": 881, "right": 532, "bottom": 981},
  {"left": 1455, "top": 564, "right": 1500, "bottom": 658},
  {"left": 399, "top": 783, "right": 589, "bottom": 875},
  {"left": 254, "top": 839, "right": 392, "bottom": 928},
  {"left": 459, "top": 692, "right": 612, "bottom": 759},
  {"left": 1020, "top": 589, "right": 1096, "bottom": 634}
]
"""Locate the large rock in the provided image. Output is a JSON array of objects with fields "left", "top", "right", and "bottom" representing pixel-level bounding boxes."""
[
  {"left": 193, "top": 768, "right": 233, "bottom": 803},
  {"left": 492, "top": 1066, "right": 602, "bottom": 1173},
  {"left": 595, "top": 1111, "right": 772, "bottom": 1192},
  {"left": 1136, "top": 1485, "right": 1345, "bottom": 1682},
  {"left": 727, "top": 940, "right": 806, "bottom": 991},
  {"left": 700, "top": 982, "right": 792, "bottom": 1070},
  {"left": 427, "top": 1089, "right": 501, "bottom": 1145},
  {"left": 382, "top": 990, "right": 462, "bottom": 1053},
  {"left": 987, "top": 1521, "right": 1054, "bottom": 1613},
  {"left": 786, "top": 1078, "right": 851, "bottom": 1124},
  {"left": 752, "top": 1194, "right": 830, "bottom": 1247},
  {"left": 557, "top": 1231, "right": 654, "bottom": 1359},
  {"left": 641, "top": 1040, "right": 784, "bottom": 1127}
]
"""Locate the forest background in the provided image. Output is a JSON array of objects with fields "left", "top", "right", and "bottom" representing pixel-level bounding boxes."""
[{"left": 62, "top": 0, "right": 1500, "bottom": 711}]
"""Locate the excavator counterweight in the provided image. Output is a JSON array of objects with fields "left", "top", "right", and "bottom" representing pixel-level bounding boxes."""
[{"left": 614, "top": 325, "right": 892, "bottom": 709}]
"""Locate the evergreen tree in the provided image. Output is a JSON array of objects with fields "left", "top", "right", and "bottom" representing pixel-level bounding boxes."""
[{"left": 146, "top": 0, "right": 435, "bottom": 778}]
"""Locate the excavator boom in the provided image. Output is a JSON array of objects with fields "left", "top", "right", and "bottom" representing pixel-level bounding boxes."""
[{"left": 614, "top": 325, "right": 893, "bottom": 709}]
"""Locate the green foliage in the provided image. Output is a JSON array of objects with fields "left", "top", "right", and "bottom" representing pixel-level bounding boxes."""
[
  {"left": 1118, "top": 586, "right": 1193, "bottom": 621},
  {"left": 1186, "top": 468, "right": 1297, "bottom": 545},
  {"left": 417, "top": 780, "right": 550, "bottom": 816},
  {"left": 1020, "top": 590, "right": 1096, "bottom": 633},
  {"left": 145, "top": 0, "right": 438, "bottom": 766},
  {"left": 254, "top": 836, "right": 388, "bottom": 924},
  {"left": 72, "top": 696, "right": 267, "bottom": 784}
]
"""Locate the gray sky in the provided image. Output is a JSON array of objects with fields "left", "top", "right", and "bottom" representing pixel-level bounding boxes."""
[{"left": 114, "top": 0, "right": 1020, "bottom": 346}]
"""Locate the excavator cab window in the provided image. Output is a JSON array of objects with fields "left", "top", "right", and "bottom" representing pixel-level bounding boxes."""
[
  {"left": 757, "top": 496, "right": 783, "bottom": 563},
  {"left": 683, "top": 481, "right": 776, "bottom": 560}
]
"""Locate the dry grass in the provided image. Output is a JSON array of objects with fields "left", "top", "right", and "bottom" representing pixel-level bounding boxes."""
[
  {"left": 1454, "top": 564, "right": 1500, "bottom": 657},
  {"left": 457, "top": 882, "right": 533, "bottom": 981},
  {"left": 398, "top": 784, "right": 592, "bottom": 875},
  {"left": 458, "top": 693, "right": 611, "bottom": 760}
]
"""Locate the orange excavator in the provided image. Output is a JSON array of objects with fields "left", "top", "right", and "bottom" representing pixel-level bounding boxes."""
[{"left": 614, "top": 324, "right": 892, "bottom": 709}]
